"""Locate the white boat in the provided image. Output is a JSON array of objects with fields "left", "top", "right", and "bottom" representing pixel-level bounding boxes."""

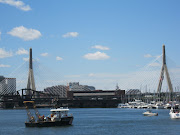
[
  {"left": 152, "top": 102, "right": 164, "bottom": 109},
  {"left": 143, "top": 110, "right": 158, "bottom": 116},
  {"left": 141, "top": 104, "right": 149, "bottom": 109},
  {"left": 117, "top": 103, "right": 131, "bottom": 108},
  {"left": 169, "top": 104, "right": 180, "bottom": 119},
  {"left": 128, "top": 99, "right": 145, "bottom": 109},
  {"left": 164, "top": 103, "right": 171, "bottom": 109}
]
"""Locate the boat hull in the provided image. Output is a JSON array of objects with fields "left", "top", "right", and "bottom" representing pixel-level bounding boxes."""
[
  {"left": 25, "top": 116, "right": 73, "bottom": 127},
  {"left": 143, "top": 112, "right": 158, "bottom": 116},
  {"left": 143, "top": 113, "right": 158, "bottom": 116}
]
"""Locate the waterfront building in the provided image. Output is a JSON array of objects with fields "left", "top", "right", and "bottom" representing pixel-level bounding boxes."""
[
  {"left": 67, "top": 89, "right": 125, "bottom": 100},
  {"left": 44, "top": 85, "right": 68, "bottom": 98},
  {"left": 0, "top": 76, "right": 16, "bottom": 95},
  {"left": 69, "top": 82, "right": 95, "bottom": 91}
]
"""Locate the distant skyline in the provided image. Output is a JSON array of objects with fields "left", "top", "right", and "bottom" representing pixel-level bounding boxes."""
[{"left": 0, "top": 0, "right": 180, "bottom": 91}]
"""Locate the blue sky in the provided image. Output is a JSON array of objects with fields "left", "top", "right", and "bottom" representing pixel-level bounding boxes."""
[{"left": 0, "top": 0, "right": 180, "bottom": 91}]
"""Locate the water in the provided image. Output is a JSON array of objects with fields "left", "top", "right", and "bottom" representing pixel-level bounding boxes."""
[{"left": 0, "top": 108, "right": 180, "bottom": 135}]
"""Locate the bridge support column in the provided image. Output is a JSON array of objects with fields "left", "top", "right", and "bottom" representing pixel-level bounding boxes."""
[{"left": 157, "top": 45, "right": 173, "bottom": 101}]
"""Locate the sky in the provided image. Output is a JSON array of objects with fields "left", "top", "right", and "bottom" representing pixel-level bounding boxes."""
[{"left": 0, "top": 0, "right": 180, "bottom": 91}]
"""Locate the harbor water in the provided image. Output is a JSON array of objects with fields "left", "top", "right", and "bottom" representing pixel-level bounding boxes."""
[{"left": 0, "top": 108, "right": 180, "bottom": 135}]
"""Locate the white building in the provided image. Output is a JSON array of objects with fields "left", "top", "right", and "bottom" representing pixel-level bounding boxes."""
[
  {"left": 0, "top": 76, "right": 16, "bottom": 95},
  {"left": 69, "top": 82, "right": 95, "bottom": 91},
  {"left": 44, "top": 85, "right": 68, "bottom": 98}
]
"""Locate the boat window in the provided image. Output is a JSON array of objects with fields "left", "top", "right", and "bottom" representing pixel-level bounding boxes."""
[{"left": 52, "top": 111, "right": 56, "bottom": 114}]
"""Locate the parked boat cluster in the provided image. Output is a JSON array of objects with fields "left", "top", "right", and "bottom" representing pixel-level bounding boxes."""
[
  {"left": 118, "top": 99, "right": 177, "bottom": 109},
  {"left": 118, "top": 100, "right": 180, "bottom": 119}
]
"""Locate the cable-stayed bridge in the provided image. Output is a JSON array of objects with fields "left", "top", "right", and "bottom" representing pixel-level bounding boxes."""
[
  {"left": 125, "top": 45, "right": 180, "bottom": 93},
  {"left": 1, "top": 45, "right": 180, "bottom": 95},
  {"left": 0, "top": 45, "right": 180, "bottom": 108}
]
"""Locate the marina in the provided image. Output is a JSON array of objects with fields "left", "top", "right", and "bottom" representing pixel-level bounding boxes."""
[{"left": 117, "top": 100, "right": 179, "bottom": 110}]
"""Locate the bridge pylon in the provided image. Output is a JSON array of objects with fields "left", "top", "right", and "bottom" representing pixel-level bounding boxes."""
[
  {"left": 26, "top": 48, "right": 36, "bottom": 96},
  {"left": 157, "top": 45, "right": 173, "bottom": 93}
]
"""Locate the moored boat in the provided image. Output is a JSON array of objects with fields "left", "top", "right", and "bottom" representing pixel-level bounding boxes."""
[
  {"left": 164, "top": 103, "right": 171, "bottom": 109},
  {"left": 169, "top": 104, "right": 180, "bottom": 119},
  {"left": 152, "top": 102, "right": 164, "bottom": 109},
  {"left": 117, "top": 103, "right": 131, "bottom": 108},
  {"left": 143, "top": 110, "right": 158, "bottom": 116}
]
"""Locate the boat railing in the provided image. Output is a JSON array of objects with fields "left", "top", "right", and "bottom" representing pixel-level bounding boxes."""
[
  {"left": 61, "top": 113, "right": 73, "bottom": 118},
  {"left": 171, "top": 108, "right": 180, "bottom": 113}
]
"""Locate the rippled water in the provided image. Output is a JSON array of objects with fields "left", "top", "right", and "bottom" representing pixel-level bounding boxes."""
[{"left": 0, "top": 108, "right": 180, "bottom": 135}]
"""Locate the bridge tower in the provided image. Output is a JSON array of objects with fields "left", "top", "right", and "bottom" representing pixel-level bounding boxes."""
[
  {"left": 26, "top": 48, "right": 36, "bottom": 95},
  {"left": 157, "top": 45, "right": 173, "bottom": 93}
]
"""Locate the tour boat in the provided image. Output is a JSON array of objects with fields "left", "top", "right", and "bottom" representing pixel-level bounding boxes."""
[
  {"left": 24, "top": 101, "right": 73, "bottom": 127},
  {"left": 169, "top": 104, "right": 180, "bottom": 119},
  {"left": 143, "top": 110, "right": 158, "bottom": 116}
]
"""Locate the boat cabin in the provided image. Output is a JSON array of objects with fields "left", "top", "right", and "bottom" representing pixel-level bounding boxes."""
[{"left": 49, "top": 107, "right": 70, "bottom": 121}]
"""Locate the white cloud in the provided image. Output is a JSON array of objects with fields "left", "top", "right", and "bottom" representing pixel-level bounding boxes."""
[
  {"left": 0, "top": 0, "right": 31, "bottom": 11},
  {"left": 41, "top": 53, "right": 48, "bottom": 57},
  {"left": 64, "top": 75, "right": 81, "bottom": 78},
  {"left": 83, "top": 51, "right": 110, "bottom": 60},
  {"left": 62, "top": 32, "right": 79, "bottom": 38},
  {"left": 144, "top": 54, "right": 152, "bottom": 58},
  {"left": 148, "top": 62, "right": 161, "bottom": 67},
  {"left": 92, "top": 45, "right": 110, "bottom": 50},
  {"left": 0, "top": 48, "right": 13, "bottom": 58},
  {"left": 144, "top": 54, "right": 162, "bottom": 59},
  {"left": 0, "top": 64, "right": 11, "bottom": 67},
  {"left": 88, "top": 73, "right": 95, "bottom": 77},
  {"left": 88, "top": 73, "right": 127, "bottom": 78},
  {"left": 7, "top": 26, "right": 41, "bottom": 41},
  {"left": 23, "top": 57, "right": 29, "bottom": 61},
  {"left": 56, "top": 56, "right": 63, "bottom": 61},
  {"left": 16, "top": 48, "right": 28, "bottom": 55},
  {"left": 23, "top": 57, "right": 37, "bottom": 62}
]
